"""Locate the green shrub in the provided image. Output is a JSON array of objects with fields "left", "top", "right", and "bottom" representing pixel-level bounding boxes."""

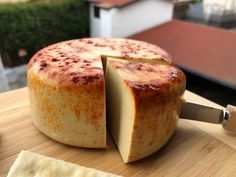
[{"left": 0, "top": 0, "right": 89, "bottom": 66}]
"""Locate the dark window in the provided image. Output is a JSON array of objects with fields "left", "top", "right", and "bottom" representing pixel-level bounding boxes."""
[{"left": 94, "top": 6, "right": 100, "bottom": 18}]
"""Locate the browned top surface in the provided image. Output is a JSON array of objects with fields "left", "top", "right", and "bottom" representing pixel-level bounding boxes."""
[
  {"left": 108, "top": 58, "right": 186, "bottom": 102},
  {"left": 130, "top": 20, "right": 236, "bottom": 89},
  {"left": 28, "top": 38, "right": 171, "bottom": 86}
]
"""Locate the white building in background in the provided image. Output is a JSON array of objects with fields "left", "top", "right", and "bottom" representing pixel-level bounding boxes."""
[
  {"left": 204, "top": 0, "right": 236, "bottom": 12},
  {"left": 87, "top": 0, "right": 174, "bottom": 38},
  {"left": 202, "top": 0, "right": 236, "bottom": 26},
  {"left": 203, "top": 0, "right": 236, "bottom": 19}
]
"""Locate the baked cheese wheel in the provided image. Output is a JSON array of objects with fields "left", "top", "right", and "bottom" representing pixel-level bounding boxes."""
[
  {"left": 28, "top": 38, "right": 185, "bottom": 162},
  {"left": 28, "top": 38, "right": 172, "bottom": 148},
  {"left": 106, "top": 58, "right": 185, "bottom": 162}
]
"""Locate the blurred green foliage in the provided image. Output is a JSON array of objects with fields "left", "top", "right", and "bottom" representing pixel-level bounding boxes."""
[
  {"left": 191, "top": 0, "right": 202, "bottom": 5},
  {"left": 0, "top": 0, "right": 89, "bottom": 66}
]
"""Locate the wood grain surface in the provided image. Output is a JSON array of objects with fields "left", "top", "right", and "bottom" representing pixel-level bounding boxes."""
[{"left": 1, "top": 88, "right": 236, "bottom": 176}]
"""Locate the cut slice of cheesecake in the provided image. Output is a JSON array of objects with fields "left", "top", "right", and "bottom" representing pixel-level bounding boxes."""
[{"left": 105, "top": 58, "right": 186, "bottom": 163}]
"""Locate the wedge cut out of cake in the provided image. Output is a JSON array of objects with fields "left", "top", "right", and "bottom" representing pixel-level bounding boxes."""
[
  {"left": 27, "top": 38, "right": 186, "bottom": 162},
  {"left": 106, "top": 58, "right": 185, "bottom": 162}
]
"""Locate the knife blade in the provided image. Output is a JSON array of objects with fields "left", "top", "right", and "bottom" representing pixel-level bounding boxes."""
[
  {"left": 180, "top": 101, "right": 236, "bottom": 133},
  {"left": 180, "top": 102, "right": 227, "bottom": 124}
]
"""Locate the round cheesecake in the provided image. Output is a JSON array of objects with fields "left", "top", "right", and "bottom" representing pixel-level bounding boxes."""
[{"left": 27, "top": 38, "right": 185, "bottom": 160}]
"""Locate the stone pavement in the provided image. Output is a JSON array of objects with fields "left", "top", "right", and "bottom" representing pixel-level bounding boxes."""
[
  {"left": 4, "top": 64, "right": 27, "bottom": 91},
  {"left": 0, "top": 56, "right": 10, "bottom": 92},
  {"left": 0, "top": 55, "right": 27, "bottom": 93}
]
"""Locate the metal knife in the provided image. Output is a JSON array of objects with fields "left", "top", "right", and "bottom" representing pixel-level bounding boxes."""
[{"left": 180, "top": 101, "right": 236, "bottom": 134}]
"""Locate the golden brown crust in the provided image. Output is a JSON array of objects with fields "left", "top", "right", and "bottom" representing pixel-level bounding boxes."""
[
  {"left": 129, "top": 98, "right": 181, "bottom": 162},
  {"left": 28, "top": 38, "right": 172, "bottom": 87},
  {"left": 108, "top": 59, "right": 186, "bottom": 105},
  {"left": 130, "top": 67, "right": 185, "bottom": 106},
  {"left": 28, "top": 69, "right": 106, "bottom": 147}
]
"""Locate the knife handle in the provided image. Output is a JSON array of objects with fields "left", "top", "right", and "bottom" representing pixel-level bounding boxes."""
[{"left": 223, "top": 105, "right": 236, "bottom": 134}]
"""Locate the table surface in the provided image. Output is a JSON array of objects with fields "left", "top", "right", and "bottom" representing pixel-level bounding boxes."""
[{"left": 130, "top": 20, "right": 236, "bottom": 89}]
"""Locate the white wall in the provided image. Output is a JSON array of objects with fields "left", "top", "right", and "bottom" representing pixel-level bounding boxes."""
[
  {"left": 90, "top": 4, "right": 101, "bottom": 37},
  {"left": 111, "top": 0, "right": 173, "bottom": 37},
  {"left": 100, "top": 9, "right": 113, "bottom": 37},
  {"left": 90, "top": 0, "right": 173, "bottom": 38}
]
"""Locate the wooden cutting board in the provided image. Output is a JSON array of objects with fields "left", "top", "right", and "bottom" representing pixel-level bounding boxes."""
[{"left": 1, "top": 88, "right": 236, "bottom": 176}]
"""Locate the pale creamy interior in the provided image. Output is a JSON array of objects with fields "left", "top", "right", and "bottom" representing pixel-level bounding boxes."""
[{"left": 106, "top": 59, "right": 135, "bottom": 162}]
